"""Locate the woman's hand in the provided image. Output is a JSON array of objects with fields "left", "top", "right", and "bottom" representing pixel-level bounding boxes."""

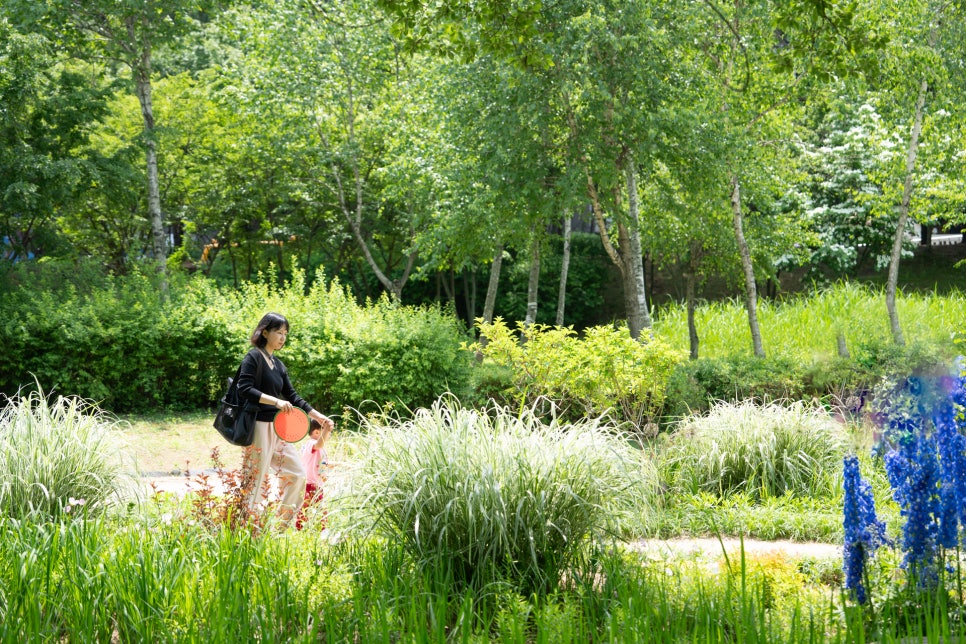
[
  {"left": 311, "top": 411, "right": 335, "bottom": 432},
  {"left": 275, "top": 398, "right": 294, "bottom": 413}
]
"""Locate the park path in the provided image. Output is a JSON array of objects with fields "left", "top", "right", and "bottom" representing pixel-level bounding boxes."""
[{"left": 141, "top": 468, "right": 841, "bottom": 563}]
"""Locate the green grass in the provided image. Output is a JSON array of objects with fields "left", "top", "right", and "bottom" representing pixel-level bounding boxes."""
[
  {"left": 343, "top": 397, "right": 658, "bottom": 593},
  {"left": 4, "top": 401, "right": 966, "bottom": 642},
  {"left": 654, "top": 281, "right": 966, "bottom": 362}
]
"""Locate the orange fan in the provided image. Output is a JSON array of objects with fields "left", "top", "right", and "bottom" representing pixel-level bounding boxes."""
[{"left": 273, "top": 408, "right": 309, "bottom": 443}]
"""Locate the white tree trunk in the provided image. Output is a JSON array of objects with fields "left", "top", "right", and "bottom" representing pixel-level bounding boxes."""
[
  {"left": 624, "top": 161, "right": 652, "bottom": 334},
  {"left": 556, "top": 214, "right": 572, "bottom": 326},
  {"left": 134, "top": 53, "right": 166, "bottom": 289},
  {"left": 887, "top": 76, "right": 928, "bottom": 347},
  {"left": 731, "top": 175, "right": 765, "bottom": 357},
  {"left": 525, "top": 233, "right": 540, "bottom": 328}
]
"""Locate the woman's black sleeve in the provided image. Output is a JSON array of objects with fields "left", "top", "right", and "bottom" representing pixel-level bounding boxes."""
[
  {"left": 276, "top": 358, "right": 314, "bottom": 415},
  {"left": 235, "top": 350, "right": 265, "bottom": 404}
]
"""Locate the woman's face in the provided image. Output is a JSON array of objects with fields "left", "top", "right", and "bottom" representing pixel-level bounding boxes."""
[{"left": 262, "top": 325, "right": 288, "bottom": 352}]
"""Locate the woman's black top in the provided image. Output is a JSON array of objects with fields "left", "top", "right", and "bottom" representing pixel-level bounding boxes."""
[{"left": 236, "top": 348, "right": 314, "bottom": 422}]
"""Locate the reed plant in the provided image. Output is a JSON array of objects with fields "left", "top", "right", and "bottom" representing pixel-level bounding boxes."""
[
  {"left": 0, "top": 387, "right": 133, "bottom": 520},
  {"left": 661, "top": 399, "right": 848, "bottom": 500},
  {"left": 654, "top": 281, "right": 964, "bottom": 363},
  {"left": 344, "top": 397, "right": 657, "bottom": 593}
]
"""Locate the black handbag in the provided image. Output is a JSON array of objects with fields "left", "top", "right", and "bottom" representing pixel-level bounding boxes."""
[{"left": 214, "top": 350, "right": 264, "bottom": 447}]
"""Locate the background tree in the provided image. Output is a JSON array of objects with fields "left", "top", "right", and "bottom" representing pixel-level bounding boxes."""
[
  {"left": 6, "top": 0, "right": 234, "bottom": 285},
  {"left": 0, "top": 20, "right": 110, "bottom": 263}
]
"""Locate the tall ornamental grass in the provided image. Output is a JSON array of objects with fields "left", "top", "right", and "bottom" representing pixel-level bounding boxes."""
[
  {"left": 346, "top": 398, "right": 657, "bottom": 592},
  {"left": 654, "top": 281, "right": 965, "bottom": 362},
  {"left": 0, "top": 388, "right": 132, "bottom": 519},
  {"left": 661, "top": 400, "right": 848, "bottom": 500}
]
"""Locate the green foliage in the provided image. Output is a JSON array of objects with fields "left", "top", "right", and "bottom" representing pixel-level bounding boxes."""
[
  {"left": 477, "top": 318, "right": 684, "bottom": 432},
  {"left": 279, "top": 274, "right": 473, "bottom": 415},
  {"left": 494, "top": 232, "right": 613, "bottom": 329},
  {"left": 0, "top": 262, "right": 472, "bottom": 414},
  {"left": 0, "top": 265, "right": 236, "bottom": 411},
  {"left": 664, "top": 355, "right": 809, "bottom": 420},
  {"left": 661, "top": 400, "right": 848, "bottom": 501},
  {"left": 0, "top": 387, "right": 132, "bottom": 520},
  {"left": 0, "top": 513, "right": 312, "bottom": 641},
  {"left": 346, "top": 398, "right": 656, "bottom": 593}
]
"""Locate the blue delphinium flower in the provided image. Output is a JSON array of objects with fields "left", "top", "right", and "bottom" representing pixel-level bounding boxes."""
[
  {"left": 935, "top": 404, "right": 966, "bottom": 548},
  {"left": 843, "top": 454, "right": 887, "bottom": 604},
  {"left": 884, "top": 432, "right": 941, "bottom": 585}
]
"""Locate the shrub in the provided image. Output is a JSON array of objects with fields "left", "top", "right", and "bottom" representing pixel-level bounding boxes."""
[
  {"left": 661, "top": 400, "right": 848, "bottom": 500},
  {"left": 663, "top": 355, "right": 808, "bottom": 421},
  {"left": 476, "top": 319, "right": 684, "bottom": 433},
  {"left": 346, "top": 397, "right": 656, "bottom": 593},
  {"left": 0, "top": 264, "right": 473, "bottom": 415},
  {"left": 0, "top": 387, "right": 132, "bottom": 519}
]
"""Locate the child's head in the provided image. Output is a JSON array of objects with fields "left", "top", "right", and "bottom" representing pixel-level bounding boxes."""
[{"left": 309, "top": 419, "right": 322, "bottom": 439}]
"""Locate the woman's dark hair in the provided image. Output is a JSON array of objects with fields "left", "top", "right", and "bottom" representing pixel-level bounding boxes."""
[{"left": 251, "top": 312, "right": 289, "bottom": 347}]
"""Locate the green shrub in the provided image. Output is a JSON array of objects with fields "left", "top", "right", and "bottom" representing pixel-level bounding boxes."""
[
  {"left": 661, "top": 399, "right": 847, "bottom": 500},
  {"left": 346, "top": 397, "right": 656, "bottom": 593},
  {"left": 663, "top": 355, "right": 809, "bottom": 421},
  {"left": 476, "top": 319, "right": 684, "bottom": 433},
  {"left": 0, "top": 264, "right": 472, "bottom": 415},
  {"left": 0, "top": 388, "right": 132, "bottom": 519},
  {"left": 0, "top": 268, "right": 237, "bottom": 411}
]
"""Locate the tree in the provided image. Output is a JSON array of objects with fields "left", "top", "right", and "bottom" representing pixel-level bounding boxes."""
[
  {"left": 682, "top": 0, "right": 884, "bottom": 357},
  {"left": 7, "top": 0, "right": 233, "bottom": 285},
  {"left": 0, "top": 19, "right": 109, "bottom": 264},
  {"left": 795, "top": 96, "right": 904, "bottom": 280}
]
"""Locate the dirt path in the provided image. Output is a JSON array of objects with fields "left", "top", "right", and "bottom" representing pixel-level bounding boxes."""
[{"left": 629, "top": 536, "right": 840, "bottom": 561}]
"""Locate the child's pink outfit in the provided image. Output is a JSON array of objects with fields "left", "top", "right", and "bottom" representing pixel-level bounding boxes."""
[{"left": 295, "top": 442, "right": 327, "bottom": 530}]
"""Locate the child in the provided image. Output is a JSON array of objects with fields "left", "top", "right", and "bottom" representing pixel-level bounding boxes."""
[{"left": 296, "top": 418, "right": 332, "bottom": 530}]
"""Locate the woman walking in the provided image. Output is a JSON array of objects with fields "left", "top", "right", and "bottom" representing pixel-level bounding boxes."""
[{"left": 236, "top": 312, "right": 334, "bottom": 528}]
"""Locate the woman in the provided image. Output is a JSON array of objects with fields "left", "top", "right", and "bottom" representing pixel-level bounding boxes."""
[{"left": 236, "top": 312, "right": 334, "bottom": 528}]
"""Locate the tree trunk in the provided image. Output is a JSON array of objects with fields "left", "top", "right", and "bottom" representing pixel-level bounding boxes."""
[
  {"left": 616, "top": 221, "right": 643, "bottom": 339},
  {"left": 556, "top": 213, "right": 572, "bottom": 326},
  {"left": 686, "top": 240, "right": 701, "bottom": 360},
  {"left": 624, "top": 160, "right": 652, "bottom": 334},
  {"left": 133, "top": 52, "right": 167, "bottom": 291},
  {"left": 525, "top": 232, "right": 540, "bottom": 328},
  {"left": 477, "top": 242, "right": 504, "bottom": 358},
  {"left": 887, "top": 76, "right": 928, "bottom": 347},
  {"left": 731, "top": 175, "right": 765, "bottom": 357},
  {"left": 482, "top": 243, "right": 503, "bottom": 325}
]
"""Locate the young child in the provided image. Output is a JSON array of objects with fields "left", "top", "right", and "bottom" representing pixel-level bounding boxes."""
[{"left": 295, "top": 418, "right": 332, "bottom": 530}]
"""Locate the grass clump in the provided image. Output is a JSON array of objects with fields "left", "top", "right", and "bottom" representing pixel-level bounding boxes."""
[
  {"left": 347, "top": 397, "right": 656, "bottom": 593},
  {"left": 661, "top": 399, "right": 848, "bottom": 501},
  {"left": 0, "top": 387, "right": 132, "bottom": 519}
]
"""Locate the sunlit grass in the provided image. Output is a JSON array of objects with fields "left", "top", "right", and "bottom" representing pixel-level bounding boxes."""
[{"left": 654, "top": 282, "right": 966, "bottom": 361}]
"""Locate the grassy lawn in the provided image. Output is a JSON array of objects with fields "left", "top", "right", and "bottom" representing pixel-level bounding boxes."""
[{"left": 115, "top": 410, "right": 242, "bottom": 475}]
